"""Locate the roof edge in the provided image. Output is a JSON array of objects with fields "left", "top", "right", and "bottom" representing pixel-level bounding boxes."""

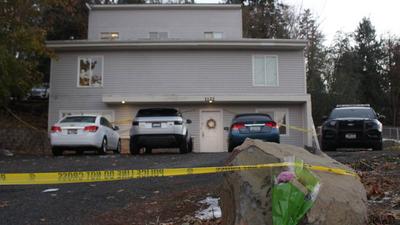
[
  {"left": 46, "top": 39, "right": 307, "bottom": 51},
  {"left": 88, "top": 4, "right": 242, "bottom": 10}
]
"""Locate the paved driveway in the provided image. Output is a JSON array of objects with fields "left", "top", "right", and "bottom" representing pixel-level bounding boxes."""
[{"left": 0, "top": 153, "right": 229, "bottom": 225}]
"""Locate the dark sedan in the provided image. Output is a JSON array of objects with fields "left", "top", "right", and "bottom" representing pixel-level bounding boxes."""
[{"left": 228, "top": 113, "right": 280, "bottom": 152}]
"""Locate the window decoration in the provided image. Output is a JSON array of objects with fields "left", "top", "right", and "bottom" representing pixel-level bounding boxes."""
[{"left": 78, "top": 56, "right": 103, "bottom": 87}]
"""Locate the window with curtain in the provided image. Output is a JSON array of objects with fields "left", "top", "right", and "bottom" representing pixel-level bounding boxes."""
[
  {"left": 252, "top": 55, "right": 278, "bottom": 86},
  {"left": 78, "top": 56, "right": 103, "bottom": 87}
]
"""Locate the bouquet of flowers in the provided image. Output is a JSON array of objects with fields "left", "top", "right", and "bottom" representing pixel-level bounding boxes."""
[{"left": 272, "top": 157, "right": 320, "bottom": 225}]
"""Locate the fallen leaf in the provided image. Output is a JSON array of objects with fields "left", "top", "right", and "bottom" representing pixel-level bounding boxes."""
[
  {"left": 42, "top": 188, "right": 59, "bottom": 193},
  {"left": 0, "top": 201, "right": 9, "bottom": 208}
]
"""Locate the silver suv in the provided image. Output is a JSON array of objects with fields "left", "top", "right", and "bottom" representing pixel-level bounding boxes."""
[{"left": 129, "top": 108, "right": 192, "bottom": 155}]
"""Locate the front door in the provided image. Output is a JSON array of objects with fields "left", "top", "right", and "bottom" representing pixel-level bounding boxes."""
[{"left": 200, "top": 110, "right": 223, "bottom": 152}]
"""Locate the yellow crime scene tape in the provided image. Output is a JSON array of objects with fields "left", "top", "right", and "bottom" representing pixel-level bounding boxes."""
[
  {"left": 0, "top": 162, "right": 358, "bottom": 186},
  {"left": 278, "top": 123, "right": 313, "bottom": 133}
]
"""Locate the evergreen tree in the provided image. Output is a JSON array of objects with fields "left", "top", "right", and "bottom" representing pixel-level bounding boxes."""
[
  {"left": 354, "top": 18, "right": 384, "bottom": 109},
  {"left": 382, "top": 36, "right": 400, "bottom": 125},
  {"left": 328, "top": 32, "right": 362, "bottom": 105},
  {"left": 297, "top": 9, "right": 328, "bottom": 122}
]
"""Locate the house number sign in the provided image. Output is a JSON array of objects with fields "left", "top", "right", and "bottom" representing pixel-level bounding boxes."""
[{"left": 207, "top": 119, "right": 216, "bottom": 129}]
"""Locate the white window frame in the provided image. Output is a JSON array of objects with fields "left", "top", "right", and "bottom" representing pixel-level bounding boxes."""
[
  {"left": 77, "top": 56, "right": 104, "bottom": 88},
  {"left": 204, "top": 31, "right": 224, "bottom": 40},
  {"left": 256, "top": 108, "right": 289, "bottom": 136},
  {"left": 59, "top": 110, "right": 115, "bottom": 122},
  {"left": 252, "top": 55, "right": 279, "bottom": 87},
  {"left": 100, "top": 32, "right": 119, "bottom": 40},
  {"left": 149, "top": 32, "right": 169, "bottom": 40}
]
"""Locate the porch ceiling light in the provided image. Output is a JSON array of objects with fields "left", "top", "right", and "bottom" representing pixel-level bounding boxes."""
[
  {"left": 121, "top": 100, "right": 126, "bottom": 104},
  {"left": 205, "top": 96, "right": 215, "bottom": 104}
]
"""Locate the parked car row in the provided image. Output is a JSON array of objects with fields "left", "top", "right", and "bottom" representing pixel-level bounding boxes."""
[
  {"left": 49, "top": 108, "right": 281, "bottom": 156},
  {"left": 50, "top": 104, "right": 383, "bottom": 156}
]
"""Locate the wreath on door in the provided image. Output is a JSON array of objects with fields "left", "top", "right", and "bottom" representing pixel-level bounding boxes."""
[{"left": 206, "top": 118, "right": 216, "bottom": 129}]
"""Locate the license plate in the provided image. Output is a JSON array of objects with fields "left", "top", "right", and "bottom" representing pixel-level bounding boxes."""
[
  {"left": 68, "top": 129, "right": 77, "bottom": 135},
  {"left": 345, "top": 133, "right": 356, "bottom": 139},
  {"left": 152, "top": 122, "right": 161, "bottom": 128},
  {"left": 249, "top": 126, "right": 261, "bottom": 132}
]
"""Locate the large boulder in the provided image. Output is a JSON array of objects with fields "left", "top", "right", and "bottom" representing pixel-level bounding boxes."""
[{"left": 220, "top": 139, "right": 367, "bottom": 225}]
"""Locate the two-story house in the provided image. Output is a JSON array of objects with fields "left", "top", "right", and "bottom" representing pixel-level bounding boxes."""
[{"left": 46, "top": 4, "right": 312, "bottom": 152}]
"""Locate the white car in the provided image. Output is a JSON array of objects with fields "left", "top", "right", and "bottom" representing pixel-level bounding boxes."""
[{"left": 50, "top": 115, "right": 121, "bottom": 156}]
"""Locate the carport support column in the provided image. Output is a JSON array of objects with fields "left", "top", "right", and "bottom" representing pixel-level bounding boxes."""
[{"left": 306, "top": 96, "right": 313, "bottom": 147}]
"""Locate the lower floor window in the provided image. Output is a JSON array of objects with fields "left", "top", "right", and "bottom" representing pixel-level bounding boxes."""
[
  {"left": 256, "top": 109, "right": 289, "bottom": 135},
  {"left": 59, "top": 110, "right": 114, "bottom": 122}
]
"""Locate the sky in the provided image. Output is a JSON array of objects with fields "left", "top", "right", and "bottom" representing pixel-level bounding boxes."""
[{"left": 195, "top": 0, "right": 400, "bottom": 44}]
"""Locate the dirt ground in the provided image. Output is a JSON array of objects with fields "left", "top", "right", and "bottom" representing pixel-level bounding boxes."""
[
  {"left": 335, "top": 149, "right": 400, "bottom": 225},
  {"left": 94, "top": 183, "right": 222, "bottom": 225},
  {"left": 94, "top": 148, "right": 400, "bottom": 225}
]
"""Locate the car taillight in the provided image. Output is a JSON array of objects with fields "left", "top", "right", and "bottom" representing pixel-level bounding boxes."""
[
  {"left": 231, "top": 123, "right": 245, "bottom": 130},
  {"left": 174, "top": 121, "right": 183, "bottom": 125},
  {"left": 51, "top": 126, "right": 62, "bottom": 133},
  {"left": 132, "top": 121, "right": 139, "bottom": 126},
  {"left": 84, "top": 125, "right": 98, "bottom": 132},
  {"left": 265, "top": 121, "right": 277, "bottom": 128}
]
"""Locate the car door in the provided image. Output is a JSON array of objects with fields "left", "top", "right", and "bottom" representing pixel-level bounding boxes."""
[
  {"left": 100, "top": 117, "right": 112, "bottom": 147},
  {"left": 102, "top": 117, "right": 117, "bottom": 149},
  {"left": 106, "top": 118, "right": 118, "bottom": 149}
]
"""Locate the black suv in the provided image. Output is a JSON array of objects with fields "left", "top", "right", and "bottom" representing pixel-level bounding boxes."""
[{"left": 321, "top": 105, "right": 383, "bottom": 151}]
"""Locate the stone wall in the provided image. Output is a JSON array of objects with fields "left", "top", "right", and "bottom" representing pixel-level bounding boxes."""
[{"left": 0, "top": 128, "right": 51, "bottom": 155}]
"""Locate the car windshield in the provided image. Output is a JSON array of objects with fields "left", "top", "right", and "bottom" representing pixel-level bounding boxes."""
[
  {"left": 329, "top": 108, "right": 376, "bottom": 119},
  {"left": 60, "top": 116, "right": 96, "bottom": 123},
  {"left": 137, "top": 108, "right": 180, "bottom": 117}
]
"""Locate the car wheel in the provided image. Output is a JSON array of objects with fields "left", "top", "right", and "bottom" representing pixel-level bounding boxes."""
[
  {"left": 179, "top": 140, "right": 189, "bottom": 154},
  {"left": 52, "top": 147, "right": 62, "bottom": 156},
  {"left": 188, "top": 138, "right": 193, "bottom": 153},
  {"left": 228, "top": 144, "right": 234, "bottom": 152},
  {"left": 129, "top": 137, "right": 140, "bottom": 155},
  {"left": 98, "top": 138, "right": 107, "bottom": 155},
  {"left": 113, "top": 139, "right": 121, "bottom": 154},
  {"left": 145, "top": 147, "right": 152, "bottom": 154},
  {"left": 372, "top": 142, "right": 383, "bottom": 151}
]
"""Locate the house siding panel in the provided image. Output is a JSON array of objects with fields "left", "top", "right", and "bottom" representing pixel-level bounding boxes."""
[
  {"left": 50, "top": 50, "right": 305, "bottom": 97},
  {"left": 88, "top": 8, "right": 242, "bottom": 40}
]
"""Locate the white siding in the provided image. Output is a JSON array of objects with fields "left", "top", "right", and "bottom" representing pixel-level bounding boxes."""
[
  {"left": 50, "top": 50, "right": 306, "bottom": 97},
  {"left": 88, "top": 8, "right": 242, "bottom": 40}
]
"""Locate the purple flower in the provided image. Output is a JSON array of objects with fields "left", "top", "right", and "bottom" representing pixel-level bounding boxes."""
[{"left": 277, "top": 171, "right": 295, "bottom": 183}]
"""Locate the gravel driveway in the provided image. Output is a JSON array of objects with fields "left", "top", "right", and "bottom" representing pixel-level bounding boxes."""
[{"left": 0, "top": 153, "right": 229, "bottom": 225}]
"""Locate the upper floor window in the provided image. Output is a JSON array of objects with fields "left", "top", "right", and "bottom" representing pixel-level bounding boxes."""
[
  {"left": 78, "top": 56, "right": 103, "bottom": 87},
  {"left": 149, "top": 32, "right": 168, "bottom": 40},
  {"left": 204, "top": 32, "right": 223, "bottom": 40},
  {"left": 100, "top": 32, "right": 119, "bottom": 40},
  {"left": 252, "top": 55, "right": 278, "bottom": 86}
]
